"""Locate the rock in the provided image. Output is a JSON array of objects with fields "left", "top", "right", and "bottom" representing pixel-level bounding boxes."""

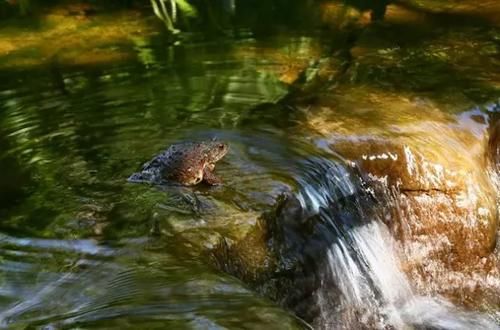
[
  {"left": 210, "top": 194, "right": 319, "bottom": 321},
  {"left": 297, "top": 91, "right": 499, "bottom": 308},
  {"left": 210, "top": 166, "right": 378, "bottom": 326},
  {"left": 488, "top": 117, "right": 500, "bottom": 170},
  {"left": 329, "top": 129, "right": 497, "bottom": 258}
]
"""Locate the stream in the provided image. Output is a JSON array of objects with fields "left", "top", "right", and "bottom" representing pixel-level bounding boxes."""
[{"left": 0, "top": 1, "right": 499, "bottom": 329}]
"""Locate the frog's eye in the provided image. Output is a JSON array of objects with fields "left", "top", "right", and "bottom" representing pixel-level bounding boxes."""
[{"left": 217, "top": 144, "right": 225, "bottom": 150}]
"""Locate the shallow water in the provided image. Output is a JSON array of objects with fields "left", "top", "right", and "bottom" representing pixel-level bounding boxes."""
[
  {"left": 0, "top": 2, "right": 500, "bottom": 329},
  {"left": 0, "top": 32, "right": 318, "bottom": 328}
]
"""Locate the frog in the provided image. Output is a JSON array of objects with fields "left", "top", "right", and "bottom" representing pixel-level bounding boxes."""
[{"left": 128, "top": 140, "right": 229, "bottom": 186}]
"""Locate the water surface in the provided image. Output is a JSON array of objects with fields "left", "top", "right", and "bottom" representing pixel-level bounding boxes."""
[{"left": 0, "top": 2, "right": 499, "bottom": 329}]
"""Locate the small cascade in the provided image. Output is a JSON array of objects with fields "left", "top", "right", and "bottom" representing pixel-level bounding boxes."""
[{"left": 294, "top": 157, "right": 498, "bottom": 329}]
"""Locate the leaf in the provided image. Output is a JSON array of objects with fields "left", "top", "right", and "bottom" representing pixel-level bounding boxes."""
[
  {"left": 176, "top": 0, "right": 198, "bottom": 18},
  {"left": 150, "top": 0, "right": 176, "bottom": 32}
]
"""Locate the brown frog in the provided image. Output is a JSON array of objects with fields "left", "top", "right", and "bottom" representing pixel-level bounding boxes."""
[{"left": 128, "top": 140, "right": 229, "bottom": 186}]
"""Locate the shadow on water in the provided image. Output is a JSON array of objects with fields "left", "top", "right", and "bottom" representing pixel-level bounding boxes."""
[{"left": 0, "top": 133, "right": 31, "bottom": 217}]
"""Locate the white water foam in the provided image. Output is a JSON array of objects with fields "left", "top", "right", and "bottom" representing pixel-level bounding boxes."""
[{"left": 296, "top": 158, "right": 499, "bottom": 329}]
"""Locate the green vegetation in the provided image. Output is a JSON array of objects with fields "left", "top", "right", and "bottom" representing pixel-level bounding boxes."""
[{"left": 150, "top": 0, "right": 197, "bottom": 33}]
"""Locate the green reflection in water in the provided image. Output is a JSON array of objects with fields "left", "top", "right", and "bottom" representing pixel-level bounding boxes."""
[{"left": 0, "top": 1, "right": 499, "bottom": 328}]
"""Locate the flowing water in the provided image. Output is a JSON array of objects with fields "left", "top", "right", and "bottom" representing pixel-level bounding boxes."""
[
  {"left": 0, "top": 2, "right": 500, "bottom": 329},
  {"left": 296, "top": 157, "right": 498, "bottom": 329}
]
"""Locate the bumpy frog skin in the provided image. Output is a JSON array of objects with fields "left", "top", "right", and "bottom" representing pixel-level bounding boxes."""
[{"left": 128, "top": 140, "right": 229, "bottom": 186}]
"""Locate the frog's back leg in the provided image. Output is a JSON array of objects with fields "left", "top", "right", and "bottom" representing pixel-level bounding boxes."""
[{"left": 203, "top": 168, "right": 223, "bottom": 185}]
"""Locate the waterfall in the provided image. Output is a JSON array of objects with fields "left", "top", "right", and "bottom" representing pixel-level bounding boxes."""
[{"left": 294, "top": 157, "right": 498, "bottom": 329}]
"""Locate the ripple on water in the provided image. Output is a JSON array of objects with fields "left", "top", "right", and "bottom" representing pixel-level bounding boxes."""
[
  {"left": 0, "top": 239, "right": 305, "bottom": 329},
  {"left": 0, "top": 25, "right": 499, "bottom": 329}
]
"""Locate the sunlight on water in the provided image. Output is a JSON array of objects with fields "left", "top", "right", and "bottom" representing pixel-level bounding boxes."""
[
  {"left": 0, "top": 2, "right": 499, "bottom": 328},
  {"left": 295, "top": 157, "right": 499, "bottom": 329}
]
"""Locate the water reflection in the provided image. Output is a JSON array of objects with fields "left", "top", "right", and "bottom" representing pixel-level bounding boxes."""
[
  {"left": 0, "top": 5, "right": 499, "bottom": 328},
  {"left": 0, "top": 33, "right": 318, "bottom": 328},
  {"left": 0, "top": 236, "right": 304, "bottom": 329}
]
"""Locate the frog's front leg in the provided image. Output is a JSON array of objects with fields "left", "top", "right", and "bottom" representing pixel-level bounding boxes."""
[{"left": 203, "top": 167, "right": 223, "bottom": 185}]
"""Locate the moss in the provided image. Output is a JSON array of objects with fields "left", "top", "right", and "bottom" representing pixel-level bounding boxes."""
[{"left": 0, "top": 6, "right": 156, "bottom": 69}]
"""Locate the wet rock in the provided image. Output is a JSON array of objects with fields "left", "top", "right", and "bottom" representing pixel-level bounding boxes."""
[
  {"left": 0, "top": 7, "right": 154, "bottom": 69},
  {"left": 332, "top": 124, "right": 497, "bottom": 261},
  {"left": 47, "top": 3, "right": 98, "bottom": 19},
  {"left": 210, "top": 193, "right": 324, "bottom": 323},
  {"left": 75, "top": 203, "right": 112, "bottom": 237},
  {"left": 206, "top": 124, "right": 499, "bottom": 325},
  {"left": 298, "top": 93, "right": 499, "bottom": 309},
  {"left": 210, "top": 166, "right": 379, "bottom": 327},
  {"left": 488, "top": 117, "right": 500, "bottom": 170},
  {"left": 330, "top": 131, "right": 497, "bottom": 258}
]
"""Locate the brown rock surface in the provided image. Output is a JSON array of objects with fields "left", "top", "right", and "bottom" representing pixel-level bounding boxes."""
[{"left": 298, "top": 89, "right": 499, "bottom": 307}]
